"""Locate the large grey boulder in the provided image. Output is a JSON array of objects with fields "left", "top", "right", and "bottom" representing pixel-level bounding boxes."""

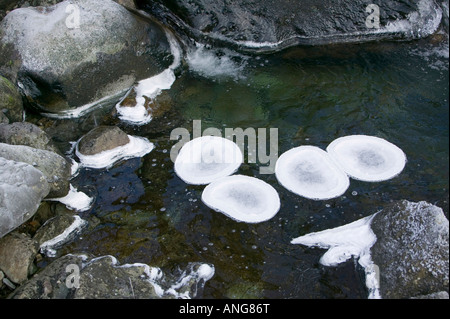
[
  {"left": 0, "top": 0, "right": 176, "bottom": 115},
  {"left": 0, "top": 157, "right": 50, "bottom": 238},
  {"left": 0, "top": 143, "right": 70, "bottom": 198},
  {"left": 140, "top": 0, "right": 444, "bottom": 52},
  {"left": 371, "top": 200, "right": 449, "bottom": 299}
]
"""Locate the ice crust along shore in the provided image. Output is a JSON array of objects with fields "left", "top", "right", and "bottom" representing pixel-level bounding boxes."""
[
  {"left": 47, "top": 184, "right": 94, "bottom": 212},
  {"left": 81, "top": 255, "right": 215, "bottom": 299}
]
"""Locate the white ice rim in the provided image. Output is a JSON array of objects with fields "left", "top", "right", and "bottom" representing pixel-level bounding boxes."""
[
  {"left": 326, "top": 135, "right": 407, "bottom": 182},
  {"left": 174, "top": 136, "right": 243, "bottom": 185},
  {"left": 275, "top": 145, "right": 350, "bottom": 200},
  {"left": 201, "top": 174, "right": 281, "bottom": 224},
  {"left": 75, "top": 135, "right": 154, "bottom": 169}
]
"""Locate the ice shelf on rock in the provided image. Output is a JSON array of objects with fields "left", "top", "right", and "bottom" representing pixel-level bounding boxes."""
[
  {"left": 291, "top": 214, "right": 381, "bottom": 299},
  {"left": 47, "top": 184, "right": 94, "bottom": 212},
  {"left": 275, "top": 145, "right": 350, "bottom": 200},
  {"left": 201, "top": 175, "right": 280, "bottom": 223},
  {"left": 84, "top": 255, "right": 215, "bottom": 299},
  {"left": 326, "top": 135, "right": 407, "bottom": 182},
  {"left": 115, "top": 31, "right": 182, "bottom": 125},
  {"left": 40, "top": 215, "right": 88, "bottom": 257},
  {"left": 174, "top": 136, "right": 243, "bottom": 185}
]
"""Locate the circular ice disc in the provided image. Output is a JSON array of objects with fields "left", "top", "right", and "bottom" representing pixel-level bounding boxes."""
[
  {"left": 201, "top": 175, "right": 281, "bottom": 223},
  {"left": 326, "top": 135, "right": 407, "bottom": 182},
  {"left": 174, "top": 136, "right": 243, "bottom": 185},
  {"left": 275, "top": 145, "right": 350, "bottom": 200}
]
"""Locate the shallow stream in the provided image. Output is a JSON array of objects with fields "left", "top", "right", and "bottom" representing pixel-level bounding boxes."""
[{"left": 32, "top": 35, "right": 448, "bottom": 299}]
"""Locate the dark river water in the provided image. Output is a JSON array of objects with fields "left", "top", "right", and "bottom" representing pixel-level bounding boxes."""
[{"left": 34, "top": 34, "right": 448, "bottom": 299}]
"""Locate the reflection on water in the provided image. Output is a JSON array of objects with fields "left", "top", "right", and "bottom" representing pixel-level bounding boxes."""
[{"left": 46, "top": 37, "right": 448, "bottom": 299}]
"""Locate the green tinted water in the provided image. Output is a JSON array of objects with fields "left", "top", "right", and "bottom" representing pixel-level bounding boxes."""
[{"left": 55, "top": 38, "right": 448, "bottom": 298}]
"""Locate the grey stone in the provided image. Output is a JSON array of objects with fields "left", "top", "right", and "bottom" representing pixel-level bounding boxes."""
[
  {"left": 0, "top": 143, "right": 70, "bottom": 198},
  {"left": 77, "top": 126, "right": 130, "bottom": 156},
  {"left": 8, "top": 254, "right": 84, "bottom": 299},
  {"left": 0, "top": 232, "right": 39, "bottom": 284},
  {"left": 371, "top": 200, "right": 449, "bottom": 299},
  {"left": 73, "top": 256, "right": 162, "bottom": 299},
  {"left": 33, "top": 214, "right": 87, "bottom": 257},
  {"left": 0, "top": 121, "right": 61, "bottom": 154},
  {"left": 0, "top": 157, "right": 50, "bottom": 238},
  {"left": 0, "top": 0, "right": 175, "bottom": 114}
]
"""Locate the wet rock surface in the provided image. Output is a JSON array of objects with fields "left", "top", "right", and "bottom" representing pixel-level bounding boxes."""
[
  {"left": 371, "top": 200, "right": 449, "bottom": 299},
  {"left": 0, "top": 157, "right": 50, "bottom": 238},
  {"left": 77, "top": 126, "right": 130, "bottom": 156},
  {"left": 0, "top": 232, "right": 39, "bottom": 284},
  {"left": 0, "top": 122, "right": 61, "bottom": 154},
  {"left": 0, "top": 143, "right": 71, "bottom": 197},
  {"left": 8, "top": 254, "right": 214, "bottom": 299},
  {"left": 0, "top": 0, "right": 175, "bottom": 114},
  {"left": 138, "top": 0, "right": 444, "bottom": 51}
]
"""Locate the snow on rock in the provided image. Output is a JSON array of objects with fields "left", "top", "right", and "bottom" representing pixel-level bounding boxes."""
[{"left": 202, "top": 175, "right": 280, "bottom": 223}]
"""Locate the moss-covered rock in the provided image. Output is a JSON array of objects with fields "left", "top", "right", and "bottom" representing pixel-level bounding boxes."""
[{"left": 0, "top": 75, "right": 23, "bottom": 122}]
